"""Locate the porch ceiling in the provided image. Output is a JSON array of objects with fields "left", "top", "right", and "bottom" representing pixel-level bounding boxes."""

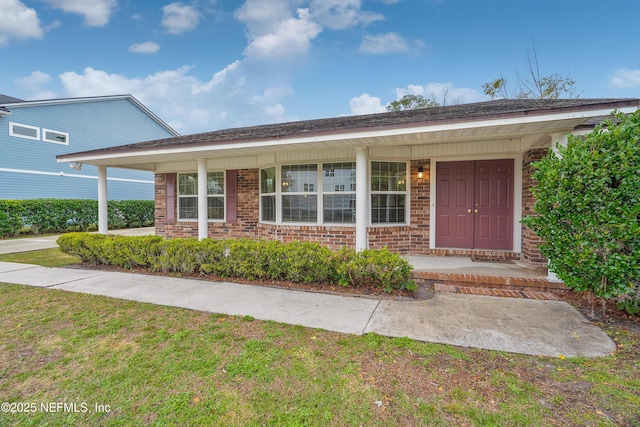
[{"left": 59, "top": 117, "right": 587, "bottom": 172}]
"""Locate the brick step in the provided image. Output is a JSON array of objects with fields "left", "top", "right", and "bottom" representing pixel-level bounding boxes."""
[
  {"left": 433, "top": 284, "right": 559, "bottom": 300},
  {"left": 411, "top": 271, "right": 565, "bottom": 293}
]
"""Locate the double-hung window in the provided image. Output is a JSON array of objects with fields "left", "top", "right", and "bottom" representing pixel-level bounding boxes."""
[
  {"left": 371, "top": 161, "right": 407, "bottom": 224},
  {"left": 322, "top": 162, "right": 356, "bottom": 223},
  {"left": 281, "top": 164, "right": 317, "bottom": 222},
  {"left": 177, "top": 172, "right": 225, "bottom": 220},
  {"left": 260, "top": 167, "right": 276, "bottom": 222}
]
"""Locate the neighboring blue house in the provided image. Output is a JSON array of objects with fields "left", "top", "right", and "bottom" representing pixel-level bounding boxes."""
[{"left": 0, "top": 94, "right": 179, "bottom": 200}]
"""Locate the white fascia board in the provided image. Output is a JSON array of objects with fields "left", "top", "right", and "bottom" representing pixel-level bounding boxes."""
[{"left": 57, "top": 106, "right": 638, "bottom": 164}]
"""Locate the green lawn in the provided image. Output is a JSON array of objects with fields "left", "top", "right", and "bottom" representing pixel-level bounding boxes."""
[
  {"left": 1, "top": 283, "right": 639, "bottom": 426},
  {"left": 0, "top": 248, "right": 80, "bottom": 267}
]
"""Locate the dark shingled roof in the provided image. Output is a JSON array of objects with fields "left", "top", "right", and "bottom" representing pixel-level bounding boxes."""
[
  {"left": 61, "top": 98, "right": 640, "bottom": 157},
  {"left": 0, "top": 94, "right": 25, "bottom": 104}
]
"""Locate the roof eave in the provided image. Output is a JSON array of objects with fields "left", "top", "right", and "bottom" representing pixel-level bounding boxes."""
[{"left": 57, "top": 102, "right": 638, "bottom": 165}]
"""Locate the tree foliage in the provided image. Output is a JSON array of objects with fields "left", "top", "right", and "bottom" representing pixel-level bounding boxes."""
[
  {"left": 386, "top": 94, "right": 439, "bottom": 112},
  {"left": 483, "top": 46, "right": 577, "bottom": 99},
  {"left": 522, "top": 110, "right": 640, "bottom": 305}
]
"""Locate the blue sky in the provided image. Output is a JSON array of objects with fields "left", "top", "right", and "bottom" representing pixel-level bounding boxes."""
[{"left": 1, "top": 0, "right": 639, "bottom": 134}]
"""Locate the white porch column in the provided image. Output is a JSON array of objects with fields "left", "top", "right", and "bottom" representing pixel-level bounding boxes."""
[
  {"left": 355, "top": 147, "right": 368, "bottom": 251},
  {"left": 97, "top": 165, "right": 108, "bottom": 235},
  {"left": 197, "top": 159, "right": 208, "bottom": 240}
]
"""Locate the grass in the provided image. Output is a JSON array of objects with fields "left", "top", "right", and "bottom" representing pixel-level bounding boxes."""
[
  {"left": 0, "top": 248, "right": 80, "bottom": 267},
  {"left": 0, "top": 283, "right": 639, "bottom": 426},
  {"left": 1, "top": 248, "right": 639, "bottom": 425}
]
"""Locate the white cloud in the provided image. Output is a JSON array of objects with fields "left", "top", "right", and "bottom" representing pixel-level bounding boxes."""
[
  {"left": 234, "top": 0, "right": 292, "bottom": 36},
  {"left": 14, "top": 70, "right": 56, "bottom": 99},
  {"left": 395, "top": 82, "right": 484, "bottom": 105},
  {"left": 129, "top": 41, "right": 160, "bottom": 54},
  {"left": 53, "top": 64, "right": 291, "bottom": 133},
  {"left": 192, "top": 60, "right": 241, "bottom": 94},
  {"left": 610, "top": 68, "right": 640, "bottom": 89},
  {"left": 0, "top": 0, "right": 44, "bottom": 46},
  {"left": 162, "top": 2, "right": 200, "bottom": 34},
  {"left": 310, "top": 0, "right": 383, "bottom": 30},
  {"left": 41, "top": 0, "right": 117, "bottom": 27},
  {"left": 349, "top": 93, "right": 385, "bottom": 115},
  {"left": 359, "top": 32, "right": 410, "bottom": 54},
  {"left": 243, "top": 8, "right": 321, "bottom": 61}
]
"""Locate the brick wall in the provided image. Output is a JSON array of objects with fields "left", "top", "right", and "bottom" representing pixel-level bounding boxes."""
[
  {"left": 155, "top": 169, "right": 259, "bottom": 239},
  {"left": 154, "top": 158, "right": 531, "bottom": 263},
  {"left": 521, "top": 148, "right": 548, "bottom": 267}
]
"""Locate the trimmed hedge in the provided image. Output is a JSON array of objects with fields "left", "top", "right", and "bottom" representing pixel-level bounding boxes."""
[
  {"left": 57, "top": 233, "right": 416, "bottom": 293},
  {"left": 0, "top": 199, "right": 154, "bottom": 237}
]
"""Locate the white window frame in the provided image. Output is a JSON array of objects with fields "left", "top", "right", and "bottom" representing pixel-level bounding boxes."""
[
  {"left": 322, "top": 162, "right": 357, "bottom": 224},
  {"left": 370, "top": 161, "right": 409, "bottom": 225},
  {"left": 9, "top": 122, "right": 40, "bottom": 141},
  {"left": 177, "top": 172, "right": 225, "bottom": 221},
  {"left": 260, "top": 166, "right": 277, "bottom": 223},
  {"left": 280, "top": 164, "right": 319, "bottom": 224},
  {"left": 42, "top": 128, "right": 69, "bottom": 145}
]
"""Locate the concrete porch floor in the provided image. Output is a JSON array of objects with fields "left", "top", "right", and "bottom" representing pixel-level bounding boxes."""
[{"left": 405, "top": 255, "right": 564, "bottom": 300}]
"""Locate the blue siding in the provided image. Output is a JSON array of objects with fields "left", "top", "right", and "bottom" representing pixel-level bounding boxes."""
[{"left": 0, "top": 98, "right": 174, "bottom": 200}]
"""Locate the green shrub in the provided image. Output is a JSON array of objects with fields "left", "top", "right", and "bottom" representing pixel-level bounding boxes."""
[
  {"left": 0, "top": 210, "right": 22, "bottom": 237},
  {"left": 57, "top": 234, "right": 415, "bottom": 293},
  {"left": 0, "top": 199, "right": 154, "bottom": 237},
  {"left": 522, "top": 110, "right": 640, "bottom": 301},
  {"left": 333, "top": 247, "right": 417, "bottom": 292},
  {"left": 616, "top": 281, "right": 640, "bottom": 316}
]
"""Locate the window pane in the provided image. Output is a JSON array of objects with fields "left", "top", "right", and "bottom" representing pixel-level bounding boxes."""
[
  {"left": 261, "top": 167, "right": 276, "bottom": 194},
  {"left": 261, "top": 195, "right": 276, "bottom": 221},
  {"left": 207, "top": 197, "right": 224, "bottom": 219},
  {"left": 282, "top": 195, "right": 317, "bottom": 222},
  {"left": 371, "top": 162, "right": 407, "bottom": 192},
  {"left": 11, "top": 124, "right": 38, "bottom": 139},
  {"left": 323, "top": 194, "right": 356, "bottom": 223},
  {"left": 178, "top": 173, "right": 198, "bottom": 196},
  {"left": 371, "top": 194, "right": 405, "bottom": 223},
  {"left": 323, "top": 162, "right": 356, "bottom": 192},
  {"left": 282, "top": 164, "right": 317, "bottom": 193},
  {"left": 207, "top": 172, "right": 224, "bottom": 195},
  {"left": 179, "top": 196, "right": 198, "bottom": 219}
]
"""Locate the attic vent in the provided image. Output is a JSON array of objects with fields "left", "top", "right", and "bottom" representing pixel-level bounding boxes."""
[
  {"left": 43, "top": 128, "right": 69, "bottom": 145},
  {"left": 9, "top": 122, "right": 40, "bottom": 140}
]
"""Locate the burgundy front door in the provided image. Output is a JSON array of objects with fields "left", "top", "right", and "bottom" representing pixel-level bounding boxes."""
[{"left": 436, "top": 159, "right": 514, "bottom": 250}]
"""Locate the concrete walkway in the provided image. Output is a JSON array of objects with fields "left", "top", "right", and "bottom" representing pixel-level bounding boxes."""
[
  {"left": 0, "top": 227, "right": 155, "bottom": 254},
  {"left": 0, "top": 260, "right": 615, "bottom": 358}
]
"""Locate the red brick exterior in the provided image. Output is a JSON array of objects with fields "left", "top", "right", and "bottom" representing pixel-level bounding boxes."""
[
  {"left": 521, "top": 148, "right": 549, "bottom": 268},
  {"left": 153, "top": 155, "right": 546, "bottom": 266}
]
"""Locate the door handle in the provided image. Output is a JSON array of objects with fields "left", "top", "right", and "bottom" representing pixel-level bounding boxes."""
[
  {"left": 467, "top": 209, "right": 472, "bottom": 213},
  {"left": 474, "top": 209, "right": 479, "bottom": 214}
]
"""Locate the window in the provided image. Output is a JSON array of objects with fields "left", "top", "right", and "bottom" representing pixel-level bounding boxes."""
[
  {"left": 281, "top": 164, "right": 317, "bottom": 222},
  {"left": 260, "top": 167, "right": 276, "bottom": 222},
  {"left": 323, "top": 162, "right": 356, "bottom": 223},
  {"left": 178, "top": 172, "right": 225, "bottom": 220},
  {"left": 43, "top": 128, "right": 69, "bottom": 145},
  {"left": 371, "top": 161, "right": 407, "bottom": 224},
  {"left": 9, "top": 122, "right": 39, "bottom": 141}
]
